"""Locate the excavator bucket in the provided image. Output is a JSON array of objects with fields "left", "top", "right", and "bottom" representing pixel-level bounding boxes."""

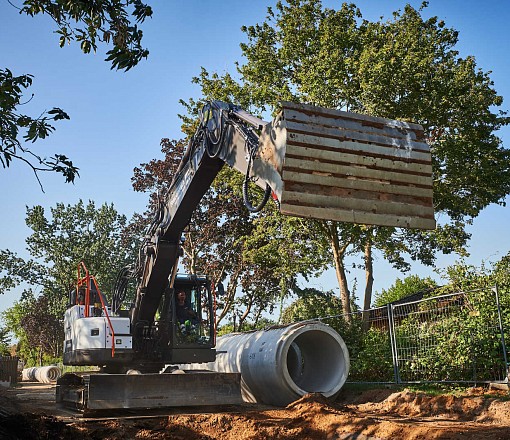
[{"left": 255, "top": 102, "right": 435, "bottom": 229}]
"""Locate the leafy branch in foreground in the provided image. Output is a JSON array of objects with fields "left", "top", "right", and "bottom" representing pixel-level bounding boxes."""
[
  {"left": 2, "top": 1, "right": 153, "bottom": 188},
  {"left": 17, "top": 0, "right": 153, "bottom": 71},
  {"left": 0, "top": 68, "right": 79, "bottom": 189}
]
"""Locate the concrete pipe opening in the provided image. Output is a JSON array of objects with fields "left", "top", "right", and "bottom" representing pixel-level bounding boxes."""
[{"left": 285, "top": 329, "right": 347, "bottom": 396}]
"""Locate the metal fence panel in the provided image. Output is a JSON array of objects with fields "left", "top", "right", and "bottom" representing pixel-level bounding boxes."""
[
  {"left": 314, "top": 287, "right": 508, "bottom": 384},
  {"left": 391, "top": 289, "right": 508, "bottom": 383}
]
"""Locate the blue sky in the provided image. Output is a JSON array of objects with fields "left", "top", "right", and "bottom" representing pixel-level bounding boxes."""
[{"left": 1, "top": 0, "right": 509, "bottom": 317}]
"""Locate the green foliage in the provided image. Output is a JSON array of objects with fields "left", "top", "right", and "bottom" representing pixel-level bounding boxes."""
[
  {"left": 362, "top": 258, "right": 510, "bottom": 383},
  {"left": 3, "top": 292, "right": 37, "bottom": 364},
  {"left": 373, "top": 275, "right": 438, "bottom": 307},
  {"left": 355, "top": 6, "right": 510, "bottom": 220},
  {"left": 0, "top": 68, "right": 78, "bottom": 188},
  {"left": 19, "top": 0, "right": 152, "bottom": 71},
  {"left": 280, "top": 287, "right": 343, "bottom": 323},
  {"left": 2, "top": 291, "right": 62, "bottom": 365},
  {"left": 0, "top": 200, "right": 135, "bottom": 303},
  {"left": 183, "top": 0, "right": 510, "bottom": 315},
  {"left": 216, "top": 323, "right": 234, "bottom": 337},
  {"left": 404, "top": 384, "right": 473, "bottom": 396},
  {"left": 439, "top": 255, "right": 510, "bottom": 295},
  {"left": 394, "top": 288, "right": 507, "bottom": 382},
  {"left": 348, "top": 327, "right": 395, "bottom": 382},
  {"left": 216, "top": 317, "right": 277, "bottom": 336},
  {"left": 0, "top": 326, "right": 11, "bottom": 356},
  {"left": 3, "top": 0, "right": 151, "bottom": 185},
  {"left": 0, "top": 200, "right": 138, "bottom": 364}
]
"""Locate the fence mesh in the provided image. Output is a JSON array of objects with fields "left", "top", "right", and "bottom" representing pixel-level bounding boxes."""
[
  {"left": 316, "top": 287, "right": 508, "bottom": 384},
  {"left": 392, "top": 289, "right": 507, "bottom": 383}
]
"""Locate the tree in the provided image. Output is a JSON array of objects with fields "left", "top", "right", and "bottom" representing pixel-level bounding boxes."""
[
  {"left": 280, "top": 287, "right": 344, "bottom": 324},
  {"left": 0, "top": 200, "right": 138, "bottom": 363},
  {"left": 2, "top": 0, "right": 152, "bottom": 185},
  {"left": 438, "top": 254, "right": 510, "bottom": 298},
  {"left": 3, "top": 291, "right": 62, "bottom": 364},
  {"left": 0, "top": 68, "right": 78, "bottom": 189},
  {"left": 2, "top": 291, "right": 40, "bottom": 364},
  {"left": 0, "top": 326, "right": 11, "bottom": 356},
  {"left": 373, "top": 275, "right": 438, "bottom": 307},
  {"left": 186, "top": 0, "right": 510, "bottom": 319}
]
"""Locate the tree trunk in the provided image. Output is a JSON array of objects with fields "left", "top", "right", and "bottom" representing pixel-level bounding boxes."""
[
  {"left": 238, "top": 297, "right": 253, "bottom": 331},
  {"left": 253, "top": 307, "right": 263, "bottom": 328},
  {"left": 215, "top": 268, "right": 241, "bottom": 328},
  {"left": 362, "top": 234, "right": 374, "bottom": 331},
  {"left": 327, "top": 221, "right": 352, "bottom": 322}
]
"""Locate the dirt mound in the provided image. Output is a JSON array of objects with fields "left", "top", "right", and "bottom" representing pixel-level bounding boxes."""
[
  {"left": 337, "top": 387, "right": 395, "bottom": 404},
  {"left": 0, "top": 385, "right": 22, "bottom": 415},
  {"left": 0, "top": 413, "right": 83, "bottom": 440},
  {"left": 165, "top": 410, "right": 328, "bottom": 440},
  {"left": 355, "top": 389, "right": 510, "bottom": 424}
]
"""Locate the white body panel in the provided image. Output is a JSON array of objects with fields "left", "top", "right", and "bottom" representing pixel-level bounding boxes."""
[{"left": 64, "top": 305, "right": 132, "bottom": 352}]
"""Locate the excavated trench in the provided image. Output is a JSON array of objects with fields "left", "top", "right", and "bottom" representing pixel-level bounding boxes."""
[{"left": 2, "top": 384, "right": 510, "bottom": 439}]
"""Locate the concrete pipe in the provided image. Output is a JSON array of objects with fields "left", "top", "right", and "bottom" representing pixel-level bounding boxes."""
[
  {"left": 203, "top": 321, "right": 350, "bottom": 406},
  {"left": 22, "top": 366, "right": 61, "bottom": 383},
  {"left": 21, "top": 367, "right": 37, "bottom": 382},
  {"left": 34, "top": 365, "right": 61, "bottom": 383}
]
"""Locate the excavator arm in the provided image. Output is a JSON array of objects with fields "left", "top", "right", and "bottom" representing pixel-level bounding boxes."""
[
  {"left": 130, "top": 99, "right": 435, "bottom": 331},
  {"left": 131, "top": 101, "right": 270, "bottom": 327}
]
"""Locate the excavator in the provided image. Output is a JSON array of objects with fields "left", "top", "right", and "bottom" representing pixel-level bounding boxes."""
[{"left": 56, "top": 100, "right": 435, "bottom": 411}]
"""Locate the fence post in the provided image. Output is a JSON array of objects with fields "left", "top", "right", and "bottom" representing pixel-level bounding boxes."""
[
  {"left": 0, "top": 356, "right": 19, "bottom": 385},
  {"left": 493, "top": 285, "right": 509, "bottom": 380},
  {"left": 387, "top": 304, "right": 400, "bottom": 384}
]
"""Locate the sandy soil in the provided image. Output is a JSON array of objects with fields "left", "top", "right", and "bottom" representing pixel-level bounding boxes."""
[{"left": 1, "top": 382, "right": 510, "bottom": 439}]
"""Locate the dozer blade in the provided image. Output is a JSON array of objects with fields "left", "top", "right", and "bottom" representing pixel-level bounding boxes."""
[
  {"left": 56, "top": 371, "right": 242, "bottom": 411},
  {"left": 256, "top": 101, "right": 435, "bottom": 229}
]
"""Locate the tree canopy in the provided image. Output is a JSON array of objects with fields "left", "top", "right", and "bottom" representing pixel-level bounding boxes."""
[
  {"left": 183, "top": 0, "right": 510, "bottom": 318},
  {"left": 0, "top": 68, "right": 78, "bottom": 189},
  {"left": 280, "top": 287, "right": 344, "bottom": 323},
  {"left": 373, "top": 275, "right": 438, "bottom": 307},
  {"left": 2, "top": 0, "right": 152, "bottom": 186},
  {"left": 0, "top": 200, "right": 138, "bottom": 364},
  {"left": 0, "top": 326, "right": 11, "bottom": 356}
]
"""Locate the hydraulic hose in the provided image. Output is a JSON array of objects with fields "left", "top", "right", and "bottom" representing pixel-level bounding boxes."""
[{"left": 242, "top": 150, "right": 272, "bottom": 213}]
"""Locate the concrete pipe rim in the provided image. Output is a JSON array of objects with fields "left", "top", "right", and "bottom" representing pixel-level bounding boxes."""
[{"left": 278, "top": 321, "right": 350, "bottom": 399}]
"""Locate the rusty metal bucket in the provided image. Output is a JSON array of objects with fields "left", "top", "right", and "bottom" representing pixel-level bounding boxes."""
[{"left": 256, "top": 101, "right": 435, "bottom": 229}]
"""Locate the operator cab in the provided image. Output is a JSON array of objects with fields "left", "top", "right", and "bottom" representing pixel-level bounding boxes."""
[{"left": 166, "top": 274, "right": 216, "bottom": 363}]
